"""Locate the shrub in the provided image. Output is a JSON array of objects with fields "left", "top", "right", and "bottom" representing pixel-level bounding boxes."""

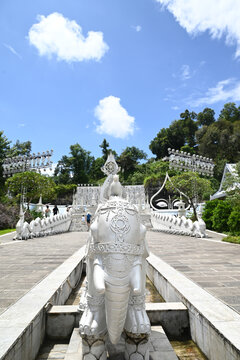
[
  {"left": 23, "top": 209, "right": 44, "bottom": 222},
  {"left": 30, "top": 209, "right": 43, "bottom": 220},
  {"left": 55, "top": 184, "right": 77, "bottom": 205},
  {"left": 0, "top": 203, "right": 19, "bottom": 230},
  {"left": 212, "top": 201, "right": 232, "bottom": 233},
  {"left": 228, "top": 207, "right": 240, "bottom": 235},
  {"left": 202, "top": 199, "right": 220, "bottom": 230}
]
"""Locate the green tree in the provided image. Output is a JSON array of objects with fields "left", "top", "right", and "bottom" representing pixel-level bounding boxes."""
[
  {"left": 54, "top": 155, "right": 72, "bottom": 184},
  {"left": 99, "top": 139, "right": 109, "bottom": 162},
  {"left": 54, "top": 144, "right": 94, "bottom": 184},
  {"left": 197, "top": 108, "right": 215, "bottom": 127},
  {"left": 228, "top": 206, "right": 240, "bottom": 235},
  {"left": 179, "top": 110, "right": 198, "bottom": 148},
  {"left": 197, "top": 120, "right": 240, "bottom": 162},
  {"left": 149, "top": 124, "right": 185, "bottom": 159},
  {"left": 6, "top": 171, "right": 56, "bottom": 205},
  {"left": 218, "top": 102, "right": 240, "bottom": 123},
  {"left": 117, "top": 146, "right": 147, "bottom": 181},
  {"left": 7, "top": 140, "right": 32, "bottom": 157},
  {"left": 149, "top": 110, "right": 198, "bottom": 159},
  {"left": 0, "top": 131, "right": 11, "bottom": 194},
  {"left": 55, "top": 184, "right": 77, "bottom": 205},
  {"left": 165, "top": 171, "right": 212, "bottom": 219},
  {"left": 89, "top": 157, "right": 105, "bottom": 183},
  {"left": 212, "top": 201, "right": 232, "bottom": 233},
  {"left": 202, "top": 199, "right": 220, "bottom": 229}
]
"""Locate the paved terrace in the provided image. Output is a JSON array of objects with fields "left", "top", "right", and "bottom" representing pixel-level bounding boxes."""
[
  {"left": 0, "top": 232, "right": 87, "bottom": 315},
  {"left": 147, "top": 230, "right": 240, "bottom": 314},
  {"left": 0, "top": 229, "right": 240, "bottom": 316}
]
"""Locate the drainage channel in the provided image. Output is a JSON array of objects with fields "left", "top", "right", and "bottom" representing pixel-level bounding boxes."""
[{"left": 36, "top": 273, "right": 207, "bottom": 360}]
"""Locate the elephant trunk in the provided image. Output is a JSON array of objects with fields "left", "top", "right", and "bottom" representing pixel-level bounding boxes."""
[{"left": 105, "top": 274, "right": 130, "bottom": 344}]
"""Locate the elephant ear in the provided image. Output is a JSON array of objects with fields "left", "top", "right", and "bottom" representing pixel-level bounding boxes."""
[{"left": 99, "top": 174, "right": 113, "bottom": 204}]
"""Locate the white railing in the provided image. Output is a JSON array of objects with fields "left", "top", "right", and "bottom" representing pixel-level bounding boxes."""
[
  {"left": 151, "top": 211, "right": 206, "bottom": 238},
  {"left": 14, "top": 211, "right": 72, "bottom": 240}
]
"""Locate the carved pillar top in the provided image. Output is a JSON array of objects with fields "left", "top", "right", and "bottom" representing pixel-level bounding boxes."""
[{"left": 101, "top": 152, "right": 120, "bottom": 176}]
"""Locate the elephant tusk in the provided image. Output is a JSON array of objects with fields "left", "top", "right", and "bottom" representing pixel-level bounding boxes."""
[
  {"left": 93, "top": 263, "right": 105, "bottom": 294},
  {"left": 130, "top": 264, "right": 142, "bottom": 295}
]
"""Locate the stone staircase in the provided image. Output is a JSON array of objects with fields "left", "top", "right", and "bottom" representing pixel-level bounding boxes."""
[{"left": 39, "top": 302, "right": 189, "bottom": 360}]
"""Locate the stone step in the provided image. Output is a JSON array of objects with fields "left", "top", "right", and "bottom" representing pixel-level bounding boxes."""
[
  {"left": 63, "top": 326, "right": 178, "bottom": 360},
  {"left": 64, "top": 328, "right": 82, "bottom": 360},
  {"left": 150, "top": 326, "right": 178, "bottom": 360},
  {"left": 47, "top": 302, "right": 189, "bottom": 341}
]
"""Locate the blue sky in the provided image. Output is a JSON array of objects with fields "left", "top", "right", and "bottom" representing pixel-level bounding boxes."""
[{"left": 1, "top": 0, "right": 240, "bottom": 164}]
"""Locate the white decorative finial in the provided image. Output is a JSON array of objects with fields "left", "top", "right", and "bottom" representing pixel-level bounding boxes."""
[{"left": 101, "top": 152, "right": 120, "bottom": 176}]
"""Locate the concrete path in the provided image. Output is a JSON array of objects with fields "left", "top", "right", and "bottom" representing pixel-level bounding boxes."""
[
  {"left": 0, "top": 232, "right": 87, "bottom": 315},
  {"left": 147, "top": 230, "right": 240, "bottom": 314},
  {"left": 1, "top": 229, "right": 240, "bottom": 317}
]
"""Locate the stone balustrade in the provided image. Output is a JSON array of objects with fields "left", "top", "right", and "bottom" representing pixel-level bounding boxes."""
[
  {"left": 14, "top": 211, "right": 72, "bottom": 240},
  {"left": 151, "top": 211, "right": 206, "bottom": 238}
]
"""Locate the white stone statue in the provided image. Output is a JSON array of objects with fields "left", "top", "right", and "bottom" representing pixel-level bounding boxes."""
[{"left": 79, "top": 173, "right": 150, "bottom": 359}]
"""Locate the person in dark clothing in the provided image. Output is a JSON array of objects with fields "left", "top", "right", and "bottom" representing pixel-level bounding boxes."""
[
  {"left": 86, "top": 212, "right": 92, "bottom": 231},
  {"left": 53, "top": 205, "right": 59, "bottom": 216}
]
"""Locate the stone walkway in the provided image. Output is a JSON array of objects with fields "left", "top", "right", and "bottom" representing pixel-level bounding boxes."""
[
  {"left": 147, "top": 230, "right": 240, "bottom": 314},
  {"left": 0, "top": 232, "right": 87, "bottom": 315},
  {"left": 0, "top": 229, "right": 240, "bottom": 317}
]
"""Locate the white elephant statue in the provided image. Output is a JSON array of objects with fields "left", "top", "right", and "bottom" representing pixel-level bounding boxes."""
[{"left": 79, "top": 175, "right": 150, "bottom": 360}]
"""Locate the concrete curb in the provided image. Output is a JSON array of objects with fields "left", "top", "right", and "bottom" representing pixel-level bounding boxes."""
[
  {"left": 206, "top": 229, "right": 228, "bottom": 237},
  {"left": 0, "top": 231, "right": 16, "bottom": 238}
]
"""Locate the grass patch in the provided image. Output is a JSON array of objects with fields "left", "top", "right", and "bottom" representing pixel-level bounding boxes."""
[
  {"left": 0, "top": 229, "right": 16, "bottom": 236},
  {"left": 222, "top": 235, "right": 240, "bottom": 244}
]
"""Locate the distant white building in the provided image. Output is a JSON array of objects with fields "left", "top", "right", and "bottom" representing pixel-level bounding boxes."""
[{"left": 210, "top": 163, "right": 239, "bottom": 200}]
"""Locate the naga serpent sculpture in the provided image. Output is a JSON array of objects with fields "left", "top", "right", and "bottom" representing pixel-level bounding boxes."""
[{"left": 79, "top": 174, "right": 151, "bottom": 359}]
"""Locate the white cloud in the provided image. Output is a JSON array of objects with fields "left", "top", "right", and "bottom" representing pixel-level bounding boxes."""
[
  {"left": 172, "top": 106, "right": 180, "bottom": 110},
  {"left": 192, "top": 78, "right": 240, "bottom": 107},
  {"left": 18, "top": 123, "right": 25, "bottom": 127},
  {"left": 94, "top": 96, "right": 135, "bottom": 139},
  {"left": 172, "top": 64, "right": 193, "bottom": 80},
  {"left": 181, "top": 64, "right": 191, "bottom": 80},
  {"left": 3, "top": 43, "right": 22, "bottom": 59},
  {"left": 156, "top": 0, "right": 240, "bottom": 57},
  {"left": 132, "top": 25, "right": 142, "bottom": 32},
  {"left": 28, "top": 12, "right": 109, "bottom": 62}
]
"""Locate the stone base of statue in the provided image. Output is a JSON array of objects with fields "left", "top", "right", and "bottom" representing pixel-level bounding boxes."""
[
  {"left": 124, "top": 332, "right": 149, "bottom": 360},
  {"left": 81, "top": 334, "right": 107, "bottom": 360},
  {"left": 68, "top": 326, "right": 178, "bottom": 360},
  {"left": 80, "top": 332, "right": 149, "bottom": 360}
]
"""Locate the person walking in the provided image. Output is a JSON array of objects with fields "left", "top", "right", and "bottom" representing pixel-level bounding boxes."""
[
  {"left": 86, "top": 212, "right": 92, "bottom": 231},
  {"left": 53, "top": 205, "right": 59, "bottom": 216},
  {"left": 45, "top": 205, "right": 51, "bottom": 218}
]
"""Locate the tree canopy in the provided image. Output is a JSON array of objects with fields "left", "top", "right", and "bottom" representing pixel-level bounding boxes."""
[
  {"left": 0, "top": 131, "right": 10, "bottom": 190},
  {"left": 117, "top": 146, "right": 147, "bottom": 182},
  {"left": 149, "top": 109, "right": 198, "bottom": 159},
  {"left": 54, "top": 143, "right": 94, "bottom": 184},
  {"left": 7, "top": 140, "right": 32, "bottom": 157},
  {"left": 165, "top": 171, "right": 213, "bottom": 219},
  {"left": 6, "top": 171, "right": 56, "bottom": 205}
]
